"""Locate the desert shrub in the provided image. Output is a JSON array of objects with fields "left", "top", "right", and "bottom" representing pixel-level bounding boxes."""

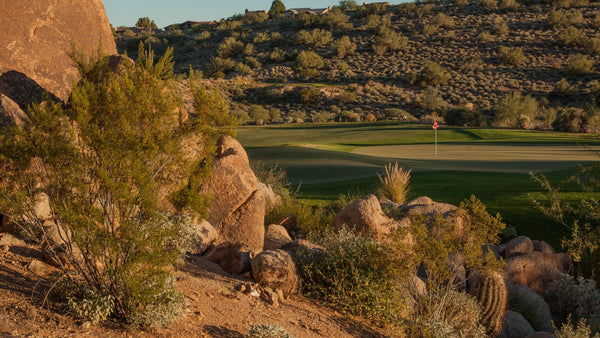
[
  {"left": 494, "top": 91, "right": 539, "bottom": 127},
  {"left": 385, "top": 108, "right": 417, "bottom": 121},
  {"left": 372, "top": 43, "right": 389, "bottom": 56},
  {"left": 593, "top": 13, "right": 600, "bottom": 29},
  {"left": 479, "top": 31, "right": 494, "bottom": 42},
  {"left": 555, "top": 78, "right": 579, "bottom": 96},
  {"left": 432, "top": 13, "right": 455, "bottom": 28},
  {"left": 293, "top": 50, "right": 324, "bottom": 80},
  {"left": 296, "top": 227, "right": 409, "bottom": 323},
  {"left": 545, "top": 274, "right": 600, "bottom": 334},
  {"left": 500, "top": 0, "right": 521, "bottom": 11},
  {"left": 492, "top": 18, "right": 510, "bottom": 36},
  {"left": 481, "top": 0, "right": 499, "bottom": 10},
  {"left": 248, "top": 324, "right": 293, "bottom": 338},
  {"left": 206, "top": 56, "right": 236, "bottom": 77},
  {"left": 551, "top": 106, "right": 598, "bottom": 132},
  {"left": 269, "top": 48, "right": 287, "bottom": 62},
  {"left": 377, "top": 162, "right": 411, "bottom": 203},
  {"left": 337, "top": 89, "right": 358, "bottom": 104},
  {"left": 445, "top": 108, "right": 487, "bottom": 127},
  {"left": 415, "top": 61, "right": 451, "bottom": 87},
  {"left": 300, "top": 87, "right": 322, "bottom": 103},
  {"left": 0, "top": 46, "right": 233, "bottom": 326},
  {"left": 557, "top": 26, "right": 585, "bottom": 46},
  {"left": 421, "top": 86, "right": 446, "bottom": 110},
  {"left": 216, "top": 37, "right": 244, "bottom": 57},
  {"left": 320, "top": 8, "right": 353, "bottom": 32},
  {"left": 253, "top": 32, "right": 270, "bottom": 44},
  {"left": 532, "top": 162, "right": 600, "bottom": 282},
  {"left": 244, "top": 56, "right": 262, "bottom": 69},
  {"left": 547, "top": 9, "right": 584, "bottom": 29},
  {"left": 555, "top": 317, "right": 600, "bottom": 338},
  {"left": 377, "top": 30, "right": 409, "bottom": 52},
  {"left": 332, "top": 36, "right": 356, "bottom": 59},
  {"left": 296, "top": 29, "right": 333, "bottom": 48},
  {"left": 234, "top": 62, "right": 251, "bottom": 75},
  {"left": 586, "top": 38, "right": 600, "bottom": 55},
  {"left": 248, "top": 105, "right": 270, "bottom": 122},
  {"left": 566, "top": 54, "right": 594, "bottom": 75},
  {"left": 339, "top": 0, "right": 359, "bottom": 11},
  {"left": 408, "top": 290, "right": 487, "bottom": 337},
  {"left": 497, "top": 46, "right": 527, "bottom": 66}
]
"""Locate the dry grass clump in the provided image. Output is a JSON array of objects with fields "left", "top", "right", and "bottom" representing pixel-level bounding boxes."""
[{"left": 377, "top": 162, "right": 412, "bottom": 204}]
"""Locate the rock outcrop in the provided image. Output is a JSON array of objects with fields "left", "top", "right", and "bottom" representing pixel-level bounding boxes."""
[
  {"left": 0, "top": 94, "right": 28, "bottom": 127},
  {"left": 201, "top": 136, "right": 265, "bottom": 252},
  {"left": 264, "top": 224, "right": 293, "bottom": 251},
  {"left": 0, "top": 0, "right": 117, "bottom": 106},
  {"left": 503, "top": 251, "right": 573, "bottom": 295},
  {"left": 333, "top": 194, "right": 407, "bottom": 240}
]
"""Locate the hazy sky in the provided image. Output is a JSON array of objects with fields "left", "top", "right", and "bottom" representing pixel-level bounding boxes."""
[{"left": 103, "top": 1, "right": 408, "bottom": 28}]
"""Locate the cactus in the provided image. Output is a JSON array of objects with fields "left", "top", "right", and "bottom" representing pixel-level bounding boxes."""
[{"left": 468, "top": 270, "right": 507, "bottom": 337}]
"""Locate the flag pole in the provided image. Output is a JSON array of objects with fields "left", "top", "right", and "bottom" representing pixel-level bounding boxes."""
[{"left": 433, "top": 119, "right": 439, "bottom": 157}]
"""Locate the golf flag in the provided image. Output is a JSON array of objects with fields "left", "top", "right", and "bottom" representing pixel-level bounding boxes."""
[{"left": 433, "top": 120, "right": 439, "bottom": 130}]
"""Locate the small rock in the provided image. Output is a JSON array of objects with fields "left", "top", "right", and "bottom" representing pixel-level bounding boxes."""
[
  {"left": 264, "top": 224, "right": 293, "bottom": 250},
  {"left": 249, "top": 289, "right": 260, "bottom": 298},
  {"left": 80, "top": 321, "right": 92, "bottom": 330},
  {"left": 27, "top": 259, "right": 49, "bottom": 274},
  {"left": 505, "top": 236, "right": 534, "bottom": 258}
]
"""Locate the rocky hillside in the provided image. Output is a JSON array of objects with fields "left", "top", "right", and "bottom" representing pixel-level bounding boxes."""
[{"left": 115, "top": 0, "right": 600, "bottom": 127}]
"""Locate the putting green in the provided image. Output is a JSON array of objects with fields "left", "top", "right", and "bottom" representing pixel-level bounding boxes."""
[{"left": 351, "top": 144, "right": 600, "bottom": 173}]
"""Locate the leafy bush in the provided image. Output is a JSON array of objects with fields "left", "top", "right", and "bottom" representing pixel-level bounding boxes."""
[
  {"left": 566, "top": 54, "right": 594, "bottom": 75},
  {"left": 293, "top": 50, "right": 324, "bottom": 80},
  {"left": 445, "top": 108, "right": 487, "bottom": 127},
  {"left": 296, "top": 227, "right": 409, "bottom": 323},
  {"left": 377, "top": 162, "right": 411, "bottom": 203},
  {"left": 421, "top": 86, "right": 446, "bottom": 110},
  {"left": 497, "top": 46, "right": 527, "bottom": 66},
  {"left": 557, "top": 26, "right": 585, "bottom": 46},
  {"left": 552, "top": 107, "right": 588, "bottom": 132},
  {"left": 546, "top": 274, "right": 600, "bottom": 334},
  {"left": 332, "top": 36, "right": 356, "bottom": 59},
  {"left": 216, "top": 37, "right": 245, "bottom": 58},
  {"left": 269, "top": 48, "right": 287, "bottom": 62},
  {"left": 0, "top": 45, "right": 230, "bottom": 326},
  {"left": 547, "top": 9, "right": 584, "bottom": 29},
  {"left": 415, "top": 61, "right": 451, "bottom": 87},
  {"left": 296, "top": 29, "right": 333, "bottom": 48},
  {"left": 494, "top": 91, "right": 539, "bottom": 127}
]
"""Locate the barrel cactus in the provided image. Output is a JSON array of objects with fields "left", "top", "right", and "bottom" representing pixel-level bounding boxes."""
[{"left": 468, "top": 270, "right": 507, "bottom": 336}]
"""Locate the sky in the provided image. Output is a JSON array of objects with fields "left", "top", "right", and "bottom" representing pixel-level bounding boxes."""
[{"left": 103, "top": 0, "right": 408, "bottom": 28}]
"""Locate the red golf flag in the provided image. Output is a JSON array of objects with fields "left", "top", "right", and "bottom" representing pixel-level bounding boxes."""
[{"left": 433, "top": 120, "right": 439, "bottom": 130}]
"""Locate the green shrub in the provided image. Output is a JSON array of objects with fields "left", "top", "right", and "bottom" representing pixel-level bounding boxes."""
[
  {"left": 300, "top": 87, "right": 322, "bottom": 103},
  {"left": 269, "top": 48, "right": 287, "bottom": 62},
  {"left": 481, "top": 0, "right": 498, "bottom": 10},
  {"left": 497, "top": 46, "right": 527, "bottom": 65},
  {"left": 555, "top": 317, "right": 599, "bottom": 338},
  {"left": 248, "top": 105, "right": 270, "bottom": 122},
  {"left": 269, "top": 0, "right": 286, "bottom": 18},
  {"left": 547, "top": 9, "right": 584, "bottom": 29},
  {"left": 216, "top": 37, "right": 245, "bottom": 57},
  {"left": 421, "top": 86, "right": 446, "bottom": 110},
  {"left": 332, "top": 35, "right": 356, "bottom": 59},
  {"left": 552, "top": 106, "right": 588, "bottom": 132},
  {"left": 377, "top": 162, "right": 411, "bottom": 203},
  {"left": 500, "top": 0, "right": 521, "bottom": 11},
  {"left": 445, "top": 108, "right": 487, "bottom": 127},
  {"left": 432, "top": 13, "right": 455, "bottom": 28},
  {"left": 293, "top": 50, "right": 324, "bottom": 80},
  {"left": 296, "top": 227, "right": 409, "bottom": 323},
  {"left": 586, "top": 38, "right": 600, "bottom": 55},
  {"left": 296, "top": 29, "right": 333, "bottom": 48},
  {"left": 244, "top": 56, "right": 262, "bottom": 69},
  {"left": 415, "top": 61, "right": 451, "bottom": 87},
  {"left": 492, "top": 18, "right": 510, "bottom": 36},
  {"left": 494, "top": 91, "right": 539, "bottom": 127},
  {"left": 206, "top": 56, "right": 236, "bottom": 76},
  {"left": 557, "top": 26, "right": 585, "bottom": 46},
  {"left": 546, "top": 274, "right": 600, "bottom": 334},
  {"left": 0, "top": 45, "right": 228, "bottom": 326},
  {"left": 566, "top": 54, "right": 594, "bottom": 75}
]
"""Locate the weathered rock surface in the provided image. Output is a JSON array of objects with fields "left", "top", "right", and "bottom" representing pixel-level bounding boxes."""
[
  {"left": 507, "top": 284, "right": 554, "bottom": 332},
  {"left": 0, "top": 0, "right": 117, "bottom": 105},
  {"left": 498, "top": 311, "right": 535, "bottom": 338},
  {"left": 333, "top": 194, "right": 406, "bottom": 240},
  {"left": 257, "top": 181, "right": 282, "bottom": 210},
  {"left": 251, "top": 249, "right": 300, "bottom": 298},
  {"left": 205, "top": 242, "right": 254, "bottom": 275},
  {"left": 505, "top": 236, "right": 535, "bottom": 259},
  {"left": 190, "top": 219, "right": 217, "bottom": 255},
  {"left": 532, "top": 240, "right": 555, "bottom": 255},
  {"left": 0, "top": 94, "right": 28, "bottom": 127},
  {"left": 281, "top": 239, "right": 325, "bottom": 260},
  {"left": 201, "top": 136, "right": 265, "bottom": 252},
  {"left": 503, "top": 251, "right": 573, "bottom": 295},
  {"left": 396, "top": 196, "right": 464, "bottom": 238},
  {"left": 264, "top": 224, "right": 292, "bottom": 251}
]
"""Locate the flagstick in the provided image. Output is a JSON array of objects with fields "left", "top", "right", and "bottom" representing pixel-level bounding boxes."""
[{"left": 435, "top": 128, "right": 437, "bottom": 157}]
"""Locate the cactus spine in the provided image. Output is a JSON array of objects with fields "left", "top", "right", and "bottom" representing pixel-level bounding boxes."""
[{"left": 468, "top": 270, "right": 507, "bottom": 337}]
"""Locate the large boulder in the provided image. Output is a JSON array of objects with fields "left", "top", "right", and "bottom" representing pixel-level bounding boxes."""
[
  {"left": 396, "top": 196, "right": 464, "bottom": 238},
  {"left": 333, "top": 194, "right": 407, "bottom": 241},
  {"left": 264, "top": 224, "right": 292, "bottom": 251},
  {"left": 205, "top": 242, "right": 254, "bottom": 275},
  {"left": 189, "top": 219, "right": 218, "bottom": 255},
  {"left": 507, "top": 284, "right": 554, "bottom": 332},
  {"left": 251, "top": 249, "right": 301, "bottom": 298},
  {"left": 0, "top": 0, "right": 117, "bottom": 105},
  {"left": 505, "top": 236, "right": 534, "bottom": 259},
  {"left": 201, "top": 136, "right": 265, "bottom": 252},
  {"left": 497, "top": 311, "right": 535, "bottom": 338},
  {"left": 503, "top": 251, "right": 573, "bottom": 295}
]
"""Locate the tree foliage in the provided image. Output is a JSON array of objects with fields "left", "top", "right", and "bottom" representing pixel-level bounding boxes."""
[
  {"left": 269, "top": 0, "right": 286, "bottom": 18},
  {"left": 0, "top": 45, "right": 235, "bottom": 326}
]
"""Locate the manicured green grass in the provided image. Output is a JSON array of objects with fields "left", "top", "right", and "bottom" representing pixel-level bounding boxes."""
[{"left": 238, "top": 123, "right": 600, "bottom": 248}]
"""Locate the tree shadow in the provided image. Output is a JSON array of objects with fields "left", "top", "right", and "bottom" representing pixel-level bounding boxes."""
[
  {"left": 0, "top": 70, "right": 61, "bottom": 110},
  {"left": 203, "top": 325, "right": 245, "bottom": 338}
]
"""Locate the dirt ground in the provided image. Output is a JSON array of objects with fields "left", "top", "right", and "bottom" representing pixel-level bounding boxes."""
[{"left": 0, "top": 233, "right": 392, "bottom": 337}]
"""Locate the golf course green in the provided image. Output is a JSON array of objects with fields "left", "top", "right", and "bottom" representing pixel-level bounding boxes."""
[{"left": 237, "top": 122, "right": 600, "bottom": 247}]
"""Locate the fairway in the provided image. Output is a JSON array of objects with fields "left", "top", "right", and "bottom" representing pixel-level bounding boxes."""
[{"left": 352, "top": 144, "right": 600, "bottom": 173}]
